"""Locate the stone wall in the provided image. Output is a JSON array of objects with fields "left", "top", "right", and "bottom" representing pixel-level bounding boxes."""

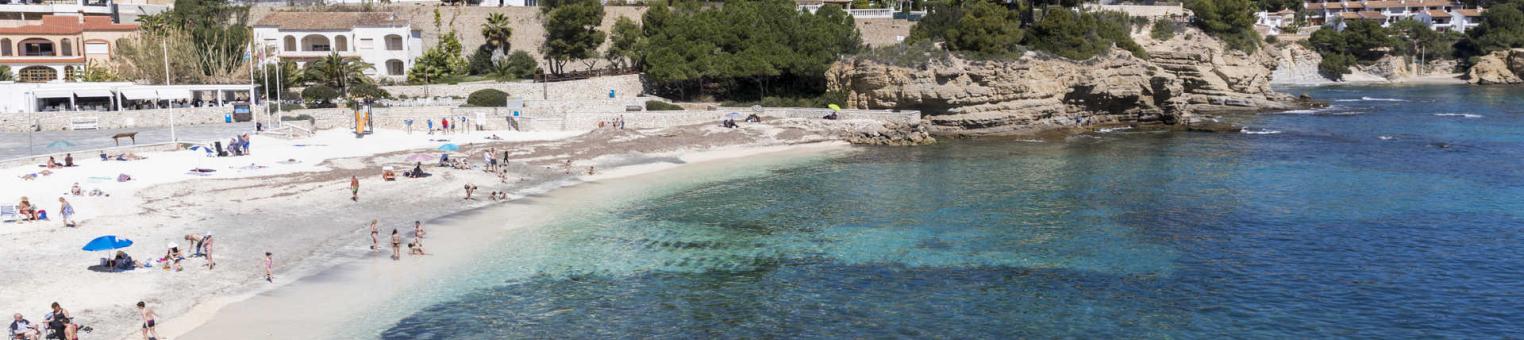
[
  {"left": 277, "top": 105, "right": 919, "bottom": 133},
  {"left": 377, "top": 74, "right": 644, "bottom": 100},
  {"left": 0, "top": 107, "right": 233, "bottom": 132}
]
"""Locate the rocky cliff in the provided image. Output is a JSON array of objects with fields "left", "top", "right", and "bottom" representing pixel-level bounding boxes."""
[
  {"left": 1466, "top": 48, "right": 1524, "bottom": 85},
  {"left": 828, "top": 29, "right": 1298, "bottom": 135}
]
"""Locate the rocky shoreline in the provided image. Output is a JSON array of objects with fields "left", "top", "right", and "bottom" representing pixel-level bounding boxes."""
[{"left": 828, "top": 29, "right": 1306, "bottom": 137}]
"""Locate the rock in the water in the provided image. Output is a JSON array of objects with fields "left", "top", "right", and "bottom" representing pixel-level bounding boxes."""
[{"left": 1466, "top": 49, "right": 1524, "bottom": 85}]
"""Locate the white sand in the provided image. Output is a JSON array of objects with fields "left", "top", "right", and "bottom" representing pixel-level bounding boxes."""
[{"left": 0, "top": 128, "right": 578, "bottom": 339}]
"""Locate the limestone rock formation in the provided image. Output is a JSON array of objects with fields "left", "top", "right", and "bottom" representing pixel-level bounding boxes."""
[
  {"left": 1467, "top": 49, "right": 1524, "bottom": 85},
  {"left": 828, "top": 29, "right": 1296, "bottom": 135}
]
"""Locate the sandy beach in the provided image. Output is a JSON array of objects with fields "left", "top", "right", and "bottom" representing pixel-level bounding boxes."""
[{"left": 0, "top": 118, "right": 867, "bottom": 340}]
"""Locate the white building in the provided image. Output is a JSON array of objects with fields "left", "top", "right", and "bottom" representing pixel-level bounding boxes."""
[
  {"left": 0, "top": 81, "right": 255, "bottom": 113},
  {"left": 1255, "top": 9, "right": 1295, "bottom": 35},
  {"left": 252, "top": 12, "right": 423, "bottom": 81},
  {"left": 1414, "top": 8, "right": 1485, "bottom": 32}
]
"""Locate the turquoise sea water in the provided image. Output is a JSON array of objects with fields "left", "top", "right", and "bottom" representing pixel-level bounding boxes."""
[{"left": 381, "top": 85, "right": 1524, "bottom": 338}]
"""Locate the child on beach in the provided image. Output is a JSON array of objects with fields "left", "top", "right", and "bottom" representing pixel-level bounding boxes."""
[
  {"left": 464, "top": 184, "right": 478, "bottom": 200},
  {"left": 350, "top": 176, "right": 360, "bottom": 202},
  {"left": 409, "top": 238, "right": 427, "bottom": 255},
  {"left": 264, "top": 252, "right": 274, "bottom": 282},
  {"left": 369, "top": 219, "right": 380, "bottom": 250},
  {"left": 137, "top": 301, "right": 158, "bottom": 340},
  {"left": 57, "top": 197, "right": 75, "bottom": 227}
]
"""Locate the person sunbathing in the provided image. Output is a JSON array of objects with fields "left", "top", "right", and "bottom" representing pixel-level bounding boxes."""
[
  {"left": 45, "top": 157, "right": 58, "bottom": 169},
  {"left": 69, "top": 183, "right": 81, "bottom": 196}
]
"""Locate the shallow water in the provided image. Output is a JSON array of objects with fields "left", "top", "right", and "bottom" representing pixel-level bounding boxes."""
[{"left": 380, "top": 85, "right": 1524, "bottom": 338}]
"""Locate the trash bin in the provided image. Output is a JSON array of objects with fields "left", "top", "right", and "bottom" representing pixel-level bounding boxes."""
[{"left": 224, "top": 113, "right": 233, "bottom": 123}]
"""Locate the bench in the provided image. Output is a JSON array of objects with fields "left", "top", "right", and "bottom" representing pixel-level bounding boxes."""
[{"left": 112, "top": 132, "right": 137, "bottom": 146}]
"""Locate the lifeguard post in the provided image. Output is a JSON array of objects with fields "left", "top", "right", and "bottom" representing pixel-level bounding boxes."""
[{"left": 354, "top": 102, "right": 374, "bottom": 138}]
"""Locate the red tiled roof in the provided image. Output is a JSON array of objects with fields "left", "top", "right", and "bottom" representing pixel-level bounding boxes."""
[
  {"left": 0, "top": 57, "right": 88, "bottom": 63},
  {"left": 1359, "top": 11, "right": 1388, "bottom": 18},
  {"left": 0, "top": 15, "right": 137, "bottom": 35},
  {"left": 1426, "top": 9, "right": 1452, "bottom": 17},
  {"left": 1457, "top": 8, "right": 1484, "bottom": 16},
  {"left": 1306, "top": 2, "right": 1325, "bottom": 9}
]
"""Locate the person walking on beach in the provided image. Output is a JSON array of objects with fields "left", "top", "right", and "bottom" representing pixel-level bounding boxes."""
[
  {"left": 442, "top": 117, "right": 450, "bottom": 135},
  {"left": 414, "top": 221, "right": 425, "bottom": 239},
  {"left": 427, "top": 118, "right": 435, "bottom": 135},
  {"left": 57, "top": 197, "right": 75, "bottom": 227},
  {"left": 350, "top": 176, "right": 360, "bottom": 202},
  {"left": 369, "top": 219, "right": 380, "bottom": 250},
  {"left": 137, "top": 301, "right": 159, "bottom": 340},
  {"left": 390, "top": 229, "right": 402, "bottom": 260},
  {"left": 202, "top": 232, "right": 215, "bottom": 270},
  {"left": 263, "top": 252, "right": 274, "bottom": 282}
]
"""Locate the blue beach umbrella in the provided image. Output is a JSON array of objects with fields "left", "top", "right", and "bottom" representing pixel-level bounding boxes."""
[
  {"left": 46, "top": 140, "right": 76, "bottom": 149},
  {"left": 82, "top": 235, "right": 134, "bottom": 252},
  {"left": 437, "top": 143, "right": 460, "bottom": 152}
]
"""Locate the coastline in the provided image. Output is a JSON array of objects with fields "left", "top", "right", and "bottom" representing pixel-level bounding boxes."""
[
  {"left": 0, "top": 117, "right": 875, "bottom": 340},
  {"left": 167, "top": 142, "right": 851, "bottom": 339}
]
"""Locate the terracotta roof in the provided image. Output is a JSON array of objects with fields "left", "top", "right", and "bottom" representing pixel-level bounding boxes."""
[
  {"left": 0, "top": 15, "right": 137, "bottom": 35},
  {"left": 255, "top": 12, "right": 408, "bottom": 30},
  {"left": 1425, "top": 9, "right": 1451, "bottom": 17},
  {"left": 1306, "top": 2, "right": 1325, "bottom": 9},
  {"left": 1345, "top": 2, "right": 1365, "bottom": 8},
  {"left": 1339, "top": 12, "right": 1362, "bottom": 18},
  {"left": 1417, "top": 0, "right": 1450, "bottom": 6},
  {"left": 1325, "top": 2, "right": 1345, "bottom": 9},
  {"left": 1457, "top": 8, "right": 1484, "bottom": 16},
  {"left": 1365, "top": 1, "right": 1403, "bottom": 8},
  {"left": 1359, "top": 11, "right": 1388, "bottom": 18}
]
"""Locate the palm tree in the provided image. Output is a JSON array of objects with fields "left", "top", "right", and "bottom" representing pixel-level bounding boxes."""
[
  {"left": 481, "top": 13, "right": 513, "bottom": 56},
  {"left": 301, "top": 53, "right": 374, "bottom": 96}
]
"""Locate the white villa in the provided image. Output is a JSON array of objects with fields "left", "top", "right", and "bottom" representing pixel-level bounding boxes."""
[
  {"left": 252, "top": 12, "right": 423, "bottom": 80},
  {"left": 1299, "top": 0, "right": 1486, "bottom": 32}
]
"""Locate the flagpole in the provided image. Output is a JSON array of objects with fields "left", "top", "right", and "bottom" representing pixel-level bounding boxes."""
[
  {"left": 248, "top": 40, "right": 257, "bottom": 128},
  {"left": 261, "top": 45, "right": 272, "bottom": 126},
  {"left": 162, "top": 39, "right": 175, "bottom": 142}
]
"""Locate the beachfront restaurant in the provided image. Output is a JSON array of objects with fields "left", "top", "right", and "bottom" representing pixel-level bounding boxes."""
[{"left": 0, "top": 82, "right": 256, "bottom": 113}]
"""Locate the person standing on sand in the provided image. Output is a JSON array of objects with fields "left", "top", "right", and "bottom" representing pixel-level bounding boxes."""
[
  {"left": 414, "top": 221, "right": 425, "bottom": 239},
  {"left": 441, "top": 117, "right": 450, "bottom": 135},
  {"left": 57, "top": 197, "right": 75, "bottom": 227},
  {"left": 137, "top": 301, "right": 158, "bottom": 340},
  {"left": 369, "top": 219, "right": 380, "bottom": 250},
  {"left": 390, "top": 229, "right": 402, "bottom": 260},
  {"left": 264, "top": 252, "right": 274, "bottom": 282},
  {"left": 350, "top": 176, "right": 360, "bottom": 202},
  {"left": 427, "top": 118, "right": 435, "bottom": 135},
  {"left": 202, "top": 232, "right": 215, "bottom": 270}
]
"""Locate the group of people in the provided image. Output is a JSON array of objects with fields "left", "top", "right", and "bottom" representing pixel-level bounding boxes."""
[
  {"left": 12, "top": 196, "right": 73, "bottom": 227},
  {"left": 44, "top": 154, "right": 77, "bottom": 169},
  {"left": 410, "top": 116, "right": 474, "bottom": 135},
  {"left": 7, "top": 303, "right": 89, "bottom": 340},
  {"left": 596, "top": 115, "right": 628, "bottom": 130},
  {"left": 370, "top": 220, "right": 429, "bottom": 260},
  {"left": 224, "top": 134, "right": 253, "bottom": 157}
]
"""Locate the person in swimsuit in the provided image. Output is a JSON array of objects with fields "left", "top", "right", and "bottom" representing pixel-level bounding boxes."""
[
  {"left": 414, "top": 221, "right": 425, "bottom": 239},
  {"left": 47, "top": 303, "right": 75, "bottom": 340},
  {"left": 58, "top": 197, "right": 75, "bottom": 227},
  {"left": 390, "top": 229, "right": 402, "bottom": 260},
  {"left": 166, "top": 246, "right": 183, "bottom": 272},
  {"left": 202, "top": 232, "right": 215, "bottom": 270},
  {"left": 137, "top": 301, "right": 158, "bottom": 340},
  {"left": 350, "top": 176, "right": 360, "bottom": 202},
  {"left": 369, "top": 220, "right": 379, "bottom": 250},
  {"left": 264, "top": 252, "right": 274, "bottom": 282}
]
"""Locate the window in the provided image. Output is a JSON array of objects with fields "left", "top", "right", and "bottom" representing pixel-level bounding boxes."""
[
  {"left": 18, "top": 66, "right": 56, "bottom": 83},
  {"left": 335, "top": 35, "right": 348, "bottom": 52},
  {"left": 63, "top": 65, "right": 76, "bottom": 81},
  {"left": 0, "top": 38, "right": 10, "bottom": 56},
  {"left": 60, "top": 38, "right": 71, "bottom": 56},
  {"left": 385, "top": 34, "right": 403, "bottom": 51},
  {"left": 85, "top": 42, "right": 108, "bottom": 55},
  {"left": 20, "top": 38, "right": 55, "bottom": 56},
  {"left": 283, "top": 36, "right": 296, "bottom": 52},
  {"left": 386, "top": 59, "right": 403, "bottom": 76},
  {"left": 358, "top": 38, "right": 374, "bottom": 49}
]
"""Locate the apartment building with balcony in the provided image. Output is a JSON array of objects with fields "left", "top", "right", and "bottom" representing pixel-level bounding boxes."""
[
  {"left": 1302, "top": 0, "right": 1484, "bottom": 32},
  {"left": 252, "top": 12, "right": 423, "bottom": 80},
  {"left": 0, "top": 14, "right": 136, "bottom": 82}
]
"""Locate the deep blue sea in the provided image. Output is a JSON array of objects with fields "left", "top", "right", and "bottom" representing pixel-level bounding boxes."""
[{"left": 382, "top": 85, "right": 1524, "bottom": 338}]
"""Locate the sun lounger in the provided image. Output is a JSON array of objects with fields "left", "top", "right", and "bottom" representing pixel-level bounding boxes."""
[{"left": 0, "top": 205, "right": 18, "bottom": 223}]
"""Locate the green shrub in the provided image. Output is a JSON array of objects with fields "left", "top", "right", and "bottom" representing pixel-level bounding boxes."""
[
  {"left": 1151, "top": 18, "right": 1176, "bottom": 41},
  {"left": 466, "top": 89, "right": 509, "bottom": 107},
  {"left": 349, "top": 82, "right": 392, "bottom": 100},
  {"left": 301, "top": 85, "right": 340, "bottom": 108},
  {"left": 645, "top": 100, "right": 683, "bottom": 110},
  {"left": 1265, "top": 35, "right": 1279, "bottom": 44},
  {"left": 1318, "top": 52, "right": 1356, "bottom": 80},
  {"left": 495, "top": 50, "right": 539, "bottom": 80},
  {"left": 1028, "top": 9, "right": 1147, "bottom": 60}
]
